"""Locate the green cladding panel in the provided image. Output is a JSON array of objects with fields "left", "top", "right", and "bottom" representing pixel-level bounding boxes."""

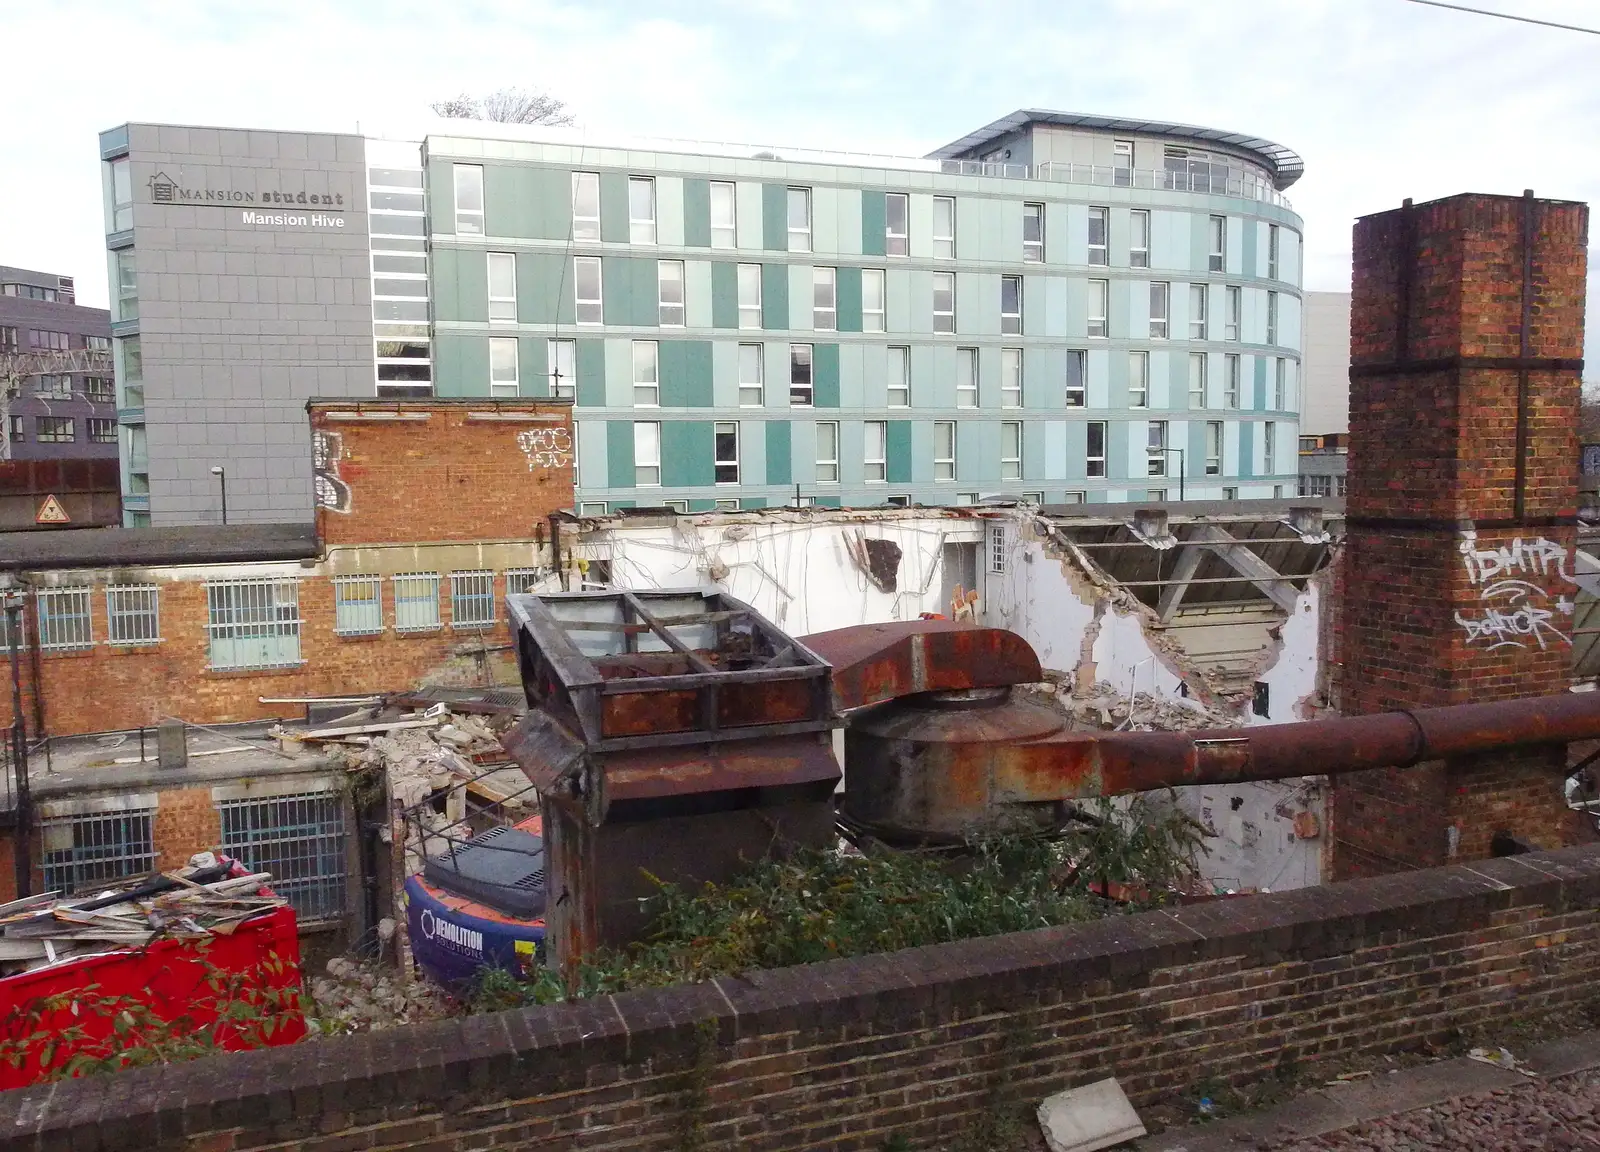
[
  {"left": 576, "top": 340, "right": 605, "bottom": 407},
  {"left": 484, "top": 165, "right": 570, "bottom": 240},
  {"left": 1238, "top": 421, "right": 1255, "bottom": 479},
  {"left": 766, "top": 421, "right": 792, "bottom": 486},
  {"left": 710, "top": 262, "right": 738, "bottom": 329},
  {"left": 520, "top": 336, "right": 547, "bottom": 396},
  {"left": 683, "top": 178, "right": 711, "bottom": 248},
  {"left": 431, "top": 333, "right": 487, "bottom": 397},
  {"left": 762, "top": 184, "right": 788, "bottom": 251},
  {"left": 860, "top": 191, "right": 886, "bottom": 257},
  {"left": 835, "top": 266, "right": 862, "bottom": 333},
  {"left": 600, "top": 173, "right": 630, "bottom": 243},
  {"left": 606, "top": 422, "right": 635, "bottom": 489},
  {"left": 662, "top": 421, "right": 714, "bottom": 487},
  {"left": 517, "top": 252, "right": 575, "bottom": 326},
  {"left": 761, "top": 263, "right": 789, "bottom": 329},
  {"left": 1253, "top": 355, "right": 1268, "bottom": 411},
  {"left": 886, "top": 420, "right": 912, "bottom": 483},
  {"left": 602, "top": 257, "right": 656, "bottom": 327},
  {"left": 431, "top": 247, "right": 486, "bottom": 324},
  {"left": 813, "top": 344, "right": 840, "bottom": 408},
  {"left": 660, "top": 341, "right": 713, "bottom": 407}
]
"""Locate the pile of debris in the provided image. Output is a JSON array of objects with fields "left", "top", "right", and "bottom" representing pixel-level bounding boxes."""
[
  {"left": 307, "top": 956, "right": 454, "bottom": 1034},
  {"left": 0, "top": 853, "right": 286, "bottom": 976},
  {"left": 1025, "top": 679, "right": 1243, "bottom": 733}
]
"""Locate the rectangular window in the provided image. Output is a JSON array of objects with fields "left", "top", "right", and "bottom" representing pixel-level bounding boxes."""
[
  {"left": 957, "top": 347, "right": 978, "bottom": 408},
  {"left": 632, "top": 340, "right": 659, "bottom": 406},
  {"left": 30, "top": 330, "right": 71, "bottom": 352},
  {"left": 862, "top": 268, "right": 885, "bottom": 333},
  {"left": 1087, "top": 206, "right": 1109, "bottom": 266},
  {"left": 1266, "top": 291, "right": 1279, "bottom": 344},
  {"left": 574, "top": 256, "right": 603, "bottom": 324},
  {"left": 114, "top": 250, "right": 138, "bottom": 321},
  {"left": 1268, "top": 224, "right": 1281, "bottom": 279},
  {"left": 506, "top": 569, "right": 541, "bottom": 597},
  {"left": 1206, "top": 422, "right": 1223, "bottom": 476},
  {"left": 454, "top": 164, "right": 484, "bottom": 235},
  {"left": 790, "top": 343, "right": 813, "bottom": 406},
  {"left": 1130, "top": 209, "right": 1150, "bottom": 268},
  {"left": 86, "top": 376, "right": 115, "bottom": 402},
  {"left": 41, "top": 807, "right": 156, "bottom": 897},
  {"left": 1001, "top": 348, "right": 1023, "bottom": 408},
  {"left": 714, "top": 422, "right": 740, "bottom": 484},
  {"left": 932, "top": 272, "right": 956, "bottom": 333},
  {"left": 35, "top": 374, "right": 72, "bottom": 398},
  {"left": 989, "top": 524, "right": 1008, "bottom": 574},
  {"left": 7, "top": 416, "right": 20, "bottom": 442},
  {"left": 1086, "top": 421, "right": 1107, "bottom": 478},
  {"left": 658, "top": 260, "right": 685, "bottom": 326},
  {"left": 933, "top": 421, "right": 956, "bottom": 481},
  {"left": 489, "top": 337, "right": 519, "bottom": 396},
  {"left": 629, "top": 176, "right": 656, "bottom": 244},
  {"left": 333, "top": 576, "right": 382, "bottom": 636},
  {"left": 1147, "top": 490, "right": 1168, "bottom": 502},
  {"left": 864, "top": 420, "right": 887, "bottom": 482},
  {"left": 1190, "top": 284, "right": 1208, "bottom": 340},
  {"left": 634, "top": 422, "right": 661, "bottom": 486},
  {"left": 714, "top": 498, "right": 740, "bottom": 512},
  {"left": 1264, "top": 421, "right": 1277, "bottom": 474},
  {"left": 110, "top": 156, "right": 133, "bottom": 231},
  {"left": 1150, "top": 282, "right": 1170, "bottom": 339},
  {"left": 787, "top": 187, "right": 811, "bottom": 252},
  {"left": 487, "top": 252, "right": 517, "bottom": 321},
  {"left": 1209, "top": 215, "right": 1226, "bottom": 272},
  {"left": 816, "top": 421, "right": 840, "bottom": 482},
  {"left": 88, "top": 418, "right": 117, "bottom": 443},
  {"left": 710, "top": 181, "right": 736, "bottom": 248},
  {"left": 36, "top": 416, "right": 74, "bottom": 442},
  {"left": 0, "top": 326, "right": 15, "bottom": 353},
  {"left": 1189, "top": 352, "right": 1207, "bottom": 408},
  {"left": 1225, "top": 285, "right": 1241, "bottom": 341},
  {"left": 1023, "top": 203, "right": 1045, "bottom": 263},
  {"left": 887, "top": 346, "right": 911, "bottom": 406},
  {"left": 549, "top": 338, "right": 576, "bottom": 399},
  {"left": 103, "top": 583, "right": 160, "bottom": 644},
  {"left": 1088, "top": 280, "right": 1108, "bottom": 338},
  {"left": 217, "top": 791, "right": 347, "bottom": 921},
  {"left": 1065, "top": 349, "right": 1087, "bottom": 407},
  {"left": 1148, "top": 420, "right": 1169, "bottom": 476},
  {"left": 1001, "top": 421, "right": 1022, "bottom": 480},
  {"left": 885, "top": 192, "right": 909, "bottom": 256},
  {"left": 206, "top": 578, "right": 301, "bottom": 669},
  {"left": 933, "top": 196, "right": 956, "bottom": 258},
  {"left": 737, "top": 263, "right": 762, "bottom": 329},
  {"left": 1113, "top": 140, "right": 1134, "bottom": 186},
  {"left": 450, "top": 571, "right": 495, "bottom": 629},
  {"left": 1223, "top": 486, "right": 1239, "bottom": 501},
  {"left": 571, "top": 172, "right": 600, "bottom": 241},
  {"left": 738, "top": 343, "right": 764, "bottom": 406},
  {"left": 37, "top": 588, "right": 92, "bottom": 651},
  {"left": 1226, "top": 353, "right": 1241, "bottom": 409},
  {"left": 813, "top": 266, "right": 837, "bottom": 331},
  {"left": 1129, "top": 350, "right": 1149, "bottom": 408},
  {"left": 1000, "top": 275, "right": 1022, "bottom": 334},
  {"left": 1275, "top": 358, "right": 1288, "bottom": 409}
]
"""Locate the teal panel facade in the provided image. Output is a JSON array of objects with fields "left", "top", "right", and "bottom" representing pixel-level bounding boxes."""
[
  {"left": 886, "top": 420, "right": 912, "bottom": 483},
  {"left": 836, "top": 266, "right": 862, "bottom": 333},
  {"left": 662, "top": 421, "right": 714, "bottom": 487},
  {"left": 813, "top": 344, "right": 840, "bottom": 408},
  {"left": 710, "top": 262, "right": 738, "bottom": 329},
  {"left": 432, "top": 333, "right": 486, "bottom": 397},
  {"left": 1238, "top": 421, "right": 1255, "bottom": 478},
  {"left": 516, "top": 252, "right": 575, "bottom": 326},
  {"left": 606, "top": 421, "right": 635, "bottom": 489},
  {"left": 762, "top": 184, "right": 788, "bottom": 251},
  {"left": 766, "top": 420, "right": 792, "bottom": 486},
  {"left": 1253, "top": 355, "right": 1268, "bottom": 410},
  {"left": 601, "top": 257, "right": 656, "bottom": 327},
  {"left": 860, "top": 190, "right": 886, "bottom": 257},
  {"left": 599, "top": 173, "right": 629, "bottom": 243},
  {"left": 576, "top": 340, "right": 605, "bottom": 407},
  {"left": 484, "top": 164, "right": 570, "bottom": 240},
  {"left": 682, "top": 178, "right": 711, "bottom": 248},
  {"left": 430, "top": 247, "right": 485, "bottom": 324},
  {"left": 761, "top": 262, "right": 788, "bottom": 329},
  {"left": 660, "top": 341, "right": 714, "bottom": 407}
]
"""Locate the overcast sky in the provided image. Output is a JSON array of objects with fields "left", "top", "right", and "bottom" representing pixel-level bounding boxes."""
[{"left": 4, "top": 0, "right": 1598, "bottom": 323}]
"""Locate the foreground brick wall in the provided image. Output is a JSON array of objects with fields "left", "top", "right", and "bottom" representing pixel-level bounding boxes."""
[{"left": 7, "top": 845, "right": 1600, "bottom": 1151}]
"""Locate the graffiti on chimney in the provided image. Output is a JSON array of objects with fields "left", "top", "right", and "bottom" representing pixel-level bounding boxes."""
[
  {"left": 1454, "top": 531, "right": 1574, "bottom": 650},
  {"left": 312, "top": 429, "right": 352, "bottom": 514},
  {"left": 517, "top": 427, "right": 572, "bottom": 472}
]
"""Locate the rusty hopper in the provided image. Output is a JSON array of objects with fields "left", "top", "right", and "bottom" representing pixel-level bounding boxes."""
[{"left": 502, "top": 589, "right": 839, "bottom": 967}]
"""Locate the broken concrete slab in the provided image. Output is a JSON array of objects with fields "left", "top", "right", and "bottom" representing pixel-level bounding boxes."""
[{"left": 1038, "top": 1077, "right": 1146, "bottom": 1152}]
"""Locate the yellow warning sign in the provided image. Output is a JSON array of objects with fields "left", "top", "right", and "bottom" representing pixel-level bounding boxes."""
[{"left": 35, "top": 495, "right": 69, "bottom": 525}]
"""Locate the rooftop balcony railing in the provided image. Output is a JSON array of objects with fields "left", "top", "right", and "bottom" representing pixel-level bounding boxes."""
[{"left": 938, "top": 159, "right": 1293, "bottom": 210}]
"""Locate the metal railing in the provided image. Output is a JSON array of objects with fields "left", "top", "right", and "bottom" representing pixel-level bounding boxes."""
[{"left": 937, "top": 159, "right": 1293, "bottom": 210}]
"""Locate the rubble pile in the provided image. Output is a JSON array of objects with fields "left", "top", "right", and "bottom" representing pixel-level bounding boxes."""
[
  {"left": 1024, "top": 679, "right": 1244, "bottom": 732},
  {"left": 307, "top": 955, "right": 454, "bottom": 1034}
]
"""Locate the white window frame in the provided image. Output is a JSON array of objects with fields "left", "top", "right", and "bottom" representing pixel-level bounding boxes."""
[
  {"left": 1189, "top": 352, "right": 1207, "bottom": 408},
  {"left": 634, "top": 421, "right": 661, "bottom": 487},
  {"left": 1206, "top": 422, "right": 1223, "bottom": 476},
  {"left": 1268, "top": 224, "right": 1281, "bottom": 279},
  {"left": 629, "top": 176, "right": 656, "bottom": 245},
  {"left": 1264, "top": 421, "right": 1277, "bottom": 475},
  {"left": 714, "top": 421, "right": 740, "bottom": 485},
  {"left": 885, "top": 193, "right": 909, "bottom": 256},
  {"left": 989, "top": 524, "right": 1009, "bottom": 574},
  {"left": 1000, "top": 275, "right": 1022, "bottom": 335},
  {"left": 710, "top": 181, "right": 736, "bottom": 249},
  {"left": 1130, "top": 209, "right": 1150, "bottom": 268},
  {"left": 205, "top": 578, "right": 302, "bottom": 669},
  {"left": 574, "top": 256, "right": 603, "bottom": 325},
  {"left": 816, "top": 421, "right": 840, "bottom": 483},
  {"left": 658, "top": 260, "right": 685, "bottom": 327},
  {"left": 490, "top": 337, "right": 519, "bottom": 397},
  {"left": 789, "top": 343, "right": 814, "bottom": 407},
  {"left": 105, "top": 584, "right": 160, "bottom": 646},
  {"left": 1087, "top": 206, "right": 1109, "bottom": 267},
  {"left": 738, "top": 343, "right": 764, "bottom": 407},
  {"left": 549, "top": 338, "right": 576, "bottom": 399},
  {"left": 505, "top": 568, "right": 541, "bottom": 597},
  {"left": 933, "top": 421, "right": 956, "bottom": 481},
  {"left": 331, "top": 576, "right": 382, "bottom": 637},
  {"left": 571, "top": 172, "right": 600, "bottom": 241},
  {"left": 1113, "top": 139, "right": 1134, "bottom": 186},
  {"left": 933, "top": 196, "right": 956, "bottom": 258},
  {"left": 887, "top": 346, "right": 911, "bottom": 407},
  {"left": 1086, "top": 421, "right": 1107, "bottom": 478},
  {"left": 454, "top": 164, "right": 484, "bottom": 235},
  {"left": 787, "top": 187, "right": 811, "bottom": 253},
  {"left": 714, "top": 498, "right": 741, "bottom": 512},
  {"left": 1223, "top": 486, "right": 1239, "bottom": 501},
  {"left": 932, "top": 272, "right": 956, "bottom": 333},
  {"left": 864, "top": 421, "right": 887, "bottom": 482},
  {"left": 956, "top": 347, "right": 978, "bottom": 408},
  {"left": 1225, "top": 285, "right": 1241, "bottom": 341},
  {"left": 1275, "top": 357, "right": 1288, "bottom": 410},
  {"left": 1023, "top": 203, "right": 1045, "bottom": 263},
  {"left": 813, "top": 266, "right": 837, "bottom": 331},
  {"left": 1001, "top": 348, "right": 1023, "bottom": 408},
  {"left": 632, "top": 340, "right": 659, "bottom": 407},
  {"left": 487, "top": 252, "right": 517, "bottom": 322},
  {"left": 1129, "top": 350, "right": 1149, "bottom": 409},
  {"left": 1209, "top": 215, "right": 1226, "bottom": 272},
  {"left": 1088, "top": 280, "right": 1108, "bottom": 338},
  {"left": 1226, "top": 352, "right": 1242, "bottom": 410},
  {"left": 1147, "top": 420, "right": 1169, "bottom": 477},
  {"left": 737, "top": 263, "right": 762, "bottom": 329},
  {"left": 38, "top": 587, "right": 92, "bottom": 651},
  {"left": 109, "top": 156, "right": 133, "bottom": 231},
  {"left": 862, "top": 268, "right": 886, "bottom": 333},
  {"left": 1150, "top": 282, "right": 1170, "bottom": 339},
  {"left": 1001, "top": 421, "right": 1022, "bottom": 480},
  {"left": 1266, "top": 291, "right": 1279, "bottom": 345},
  {"left": 392, "top": 573, "right": 441, "bottom": 633},
  {"left": 1063, "top": 491, "right": 1087, "bottom": 504},
  {"left": 1189, "top": 284, "right": 1208, "bottom": 340},
  {"left": 1066, "top": 349, "right": 1087, "bottom": 408},
  {"left": 449, "top": 571, "right": 496, "bottom": 630}
]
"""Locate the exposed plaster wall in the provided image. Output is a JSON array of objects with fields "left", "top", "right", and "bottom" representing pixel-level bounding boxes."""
[{"left": 1250, "top": 574, "right": 1327, "bottom": 726}]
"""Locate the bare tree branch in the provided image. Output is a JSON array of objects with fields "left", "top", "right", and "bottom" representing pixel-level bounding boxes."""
[{"left": 430, "top": 87, "right": 576, "bottom": 127}]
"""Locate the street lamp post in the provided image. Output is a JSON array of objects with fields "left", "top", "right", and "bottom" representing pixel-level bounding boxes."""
[
  {"left": 211, "top": 465, "right": 227, "bottom": 525},
  {"left": 1149, "top": 447, "right": 1186, "bottom": 502}
]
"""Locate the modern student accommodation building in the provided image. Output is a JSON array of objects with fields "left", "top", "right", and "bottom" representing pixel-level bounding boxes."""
[{"left": 99, "top": 111, "right": 1304, "bottom": 524}]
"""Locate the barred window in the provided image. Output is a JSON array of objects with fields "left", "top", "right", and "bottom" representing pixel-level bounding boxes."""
[
  {"left": 40, "top": 806, "right": 157, "bottom": 895},
  {"left": 450, "top": 571, "right": 495, "bottom": 628},
  {"left": 393, "top": 573, "right": 441, "bottom": 632},
  {"left": 105, "top": 584, "right": 159, "bottom": 646},
  {"left": 217, "top": 791, "right": 346, "bottom": 921},
  {"left": 37, "top": 587, "right": 92, "bottom": 651},
  {"left": 205, "top": 578, "right": 301, "bottom": 670},
  {"left": 505, "top": 568, "right": 540, "bottom": 597},
  {"left": 333, "top": 576, "right": 382, "bottom": 636}
]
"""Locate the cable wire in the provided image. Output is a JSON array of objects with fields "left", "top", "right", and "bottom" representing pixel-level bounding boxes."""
[{"left": 1401, "top": 0, "right": 1600, "bottom": 35}]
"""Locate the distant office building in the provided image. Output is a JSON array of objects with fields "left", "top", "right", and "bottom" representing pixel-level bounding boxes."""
[
  {"left": 0, "top": 266, "right": 116, "bottom": 464},
  {"left": 1299, "top": 290, "right": 1350, "bottom": 497},
  {"left": 100, "top": 112, "right": 1306, "bottom": 525}
]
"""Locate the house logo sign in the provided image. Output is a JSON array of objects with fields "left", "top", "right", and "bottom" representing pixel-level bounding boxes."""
[{"left": 147, "top": 170, "right": 345, "bottom": 210}]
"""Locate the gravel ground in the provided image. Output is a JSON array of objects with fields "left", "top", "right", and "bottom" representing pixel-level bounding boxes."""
[{"left": 1277, "top": 1068, "right": 1600, "bottom": 1151}]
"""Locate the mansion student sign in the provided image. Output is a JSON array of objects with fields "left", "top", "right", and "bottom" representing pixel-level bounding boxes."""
[{"left": 147, "top": 171, "right": 349, "bottom": 228}]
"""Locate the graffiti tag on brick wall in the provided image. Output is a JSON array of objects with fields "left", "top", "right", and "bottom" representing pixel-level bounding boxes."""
[
  {"left": 312, "top": 429, "right": 351, "bottom": 514},
  {"left": 1455, "top": 532, "right": 1574, "bottom": 650},
  {"left": 517, "top": 427, "right": 572, "bottom": 472}
]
